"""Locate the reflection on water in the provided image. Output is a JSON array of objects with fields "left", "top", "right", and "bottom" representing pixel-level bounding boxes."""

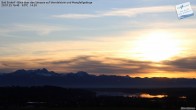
[
  {"left": 96, "top": 91, "right": 168, "bottom": 98},
  {"left": 27, "top": 102, "right": 46, "bottom": 104},
  {"left": 139, "top": 93, "right": 168, "bottom": 98},
  {"left": 179, "top": 96, "right": 187, "bottom": 99}
]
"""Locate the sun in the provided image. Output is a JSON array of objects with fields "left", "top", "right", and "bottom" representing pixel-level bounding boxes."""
[{"left": 130, "top": 31, "right": 181, "bottom": 62}]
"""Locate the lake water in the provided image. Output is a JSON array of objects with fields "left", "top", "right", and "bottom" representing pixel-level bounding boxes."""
[{"left": 96, "top": 91, "right": 168, "bottom": 98}]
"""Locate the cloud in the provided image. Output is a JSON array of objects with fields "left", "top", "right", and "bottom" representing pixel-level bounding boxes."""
[
  {"left": 162, "top": 56, "right": 196, "bottom": 72},
  {"left": 52, "top": 6, "right": 175, "bottom": 19},
  {"left": 35, "top": 55, "right": 196, "bottom": 75},
  {"left": 15, "top": 24, "right": 65, "bottom": 36},
  {"left": 52, "top": 14, "right": 99, "bottom": 19},
  {"left": 1, "top": 55, "right": 196, "bottom": 76},
  {"left": 0, "top": 61, "right": 29, "bottom": 73},
  {"left": 0, "top": 24, "right": 66, "bottom": 36},
  {"left": 44, "top": 56, "right": 154, "bottom": 75}
]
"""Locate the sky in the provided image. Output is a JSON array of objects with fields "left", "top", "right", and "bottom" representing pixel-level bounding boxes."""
[{"left": 0, "top": 0, "right": 196, "bottom": 78}]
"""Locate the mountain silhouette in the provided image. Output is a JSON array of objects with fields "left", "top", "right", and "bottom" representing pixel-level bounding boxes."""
[
  {"left": 11, "top": 68, "right": 57, "bottom": 76},
  {"left": 0, "top": 68, "right": 196, "bottom": 88}
]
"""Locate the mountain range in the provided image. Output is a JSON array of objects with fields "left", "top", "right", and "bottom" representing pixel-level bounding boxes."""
[{"left": 0, "top": 68, "right": 196, "bottom": 88}]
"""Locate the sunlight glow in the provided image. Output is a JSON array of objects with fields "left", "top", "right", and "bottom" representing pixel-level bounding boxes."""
[{"left": 131, "top": 31, "right": 181, "bottom": 62}]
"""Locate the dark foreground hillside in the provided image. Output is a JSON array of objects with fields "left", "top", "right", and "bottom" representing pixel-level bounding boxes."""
[{"left": 0, "top": 86, "right": 195, "bottom": 110}]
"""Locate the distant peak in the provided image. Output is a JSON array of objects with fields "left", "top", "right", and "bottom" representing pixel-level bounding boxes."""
[
  {"left": 38, "top": 68, "right": 49, "bottom": 72},
  {"left": 12, "top": 68, "right": 57, "bottom": 76},
  {"left": 14, "top": 69, "right": 26, "bottom": 74},
  {"left": 76, "top": 71, "right": 89, "bottom": 76}
]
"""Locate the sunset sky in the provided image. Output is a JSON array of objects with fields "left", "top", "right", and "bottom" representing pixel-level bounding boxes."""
[{"left": 0, "top": 0, "right": 196, "bottom": 78}]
